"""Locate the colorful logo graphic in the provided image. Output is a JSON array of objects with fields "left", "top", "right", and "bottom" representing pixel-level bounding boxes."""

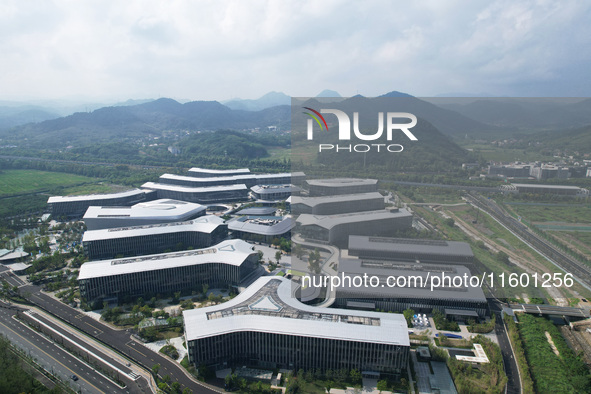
[{"left": 303, "top": 107, "right": 328, "bottom": 132}]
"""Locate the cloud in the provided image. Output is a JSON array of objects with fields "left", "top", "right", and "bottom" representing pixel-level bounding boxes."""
[{"left": 0, "top": 0, "right": 590, "bottom": 101}]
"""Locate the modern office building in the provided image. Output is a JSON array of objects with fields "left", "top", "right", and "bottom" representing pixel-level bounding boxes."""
[
  {"left": 296, "top": 209, "right": 413, "bottom": 247},
  {"left": 228, "top": 216, "right": 293, "bottom": 243},
  {"left": 83, "top": 199, "right": 206, "bottom": 230},
  {"left": 291, "top": 192, "right": 385, "bottom": 215},
  {"left": 78, "top": 239, "right": 259, "bottom": 303},
  {"left": 141, "top": 182, "right": 249, "bottom": 204},
  {"left": 47, "top": 189, "right": 156, "bottom": 218},
  {"left": 501, "top": 183, "right": 589, "bottom": 197},
  {"left": 82, "top": 215, "right": 227, "bottom": 260},
  {"left": 187, "top": 167, "right": 251, "bottom": 178},
  {"left": 158, "top": 173, "right": 256, "bottom": 188},
  {"left": 184, "top": 276, "right": 409, "bottom": 373},
  {"left": 487, "top": 164, "right": 532, "bottom": 178},
  {"left": 251, "top": 185, "right": 299, "bottom": 201},
  {"left": 306, "top": 178, "right": 378, "bottom": 197},
  {"left": 159, "top": 172, "right": 305, "bottom": 188},
  {"left": 348, "top": 236, "right": 474, "bottom": 265},
  {"left": 530, "top": 165, "right": 569, "bottom": 180},
  {"left": 334, "top": 259, "right": 488, "bottom": 318}
]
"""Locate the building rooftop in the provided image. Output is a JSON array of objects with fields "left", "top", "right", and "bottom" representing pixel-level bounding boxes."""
[
  {"left": 78, "top": 239, "right": 255, "bottom": 280},
  {"left": 82, "top": 215, "right": 225, "bottom": 242},
  {"left": 291, "top": 192, "right": 384, "bottom": 207},
  {"left": 142, "top": 182, "right": 248, "bottom": 193},
  {"left": 83, "top": 199, "right": 206, "bottom": 220},
  {"left": 251, "top": 184, "right": 299, "bottom": 194},
  {"left": 348, "top": 236, "right": 474, "bottom": 258},
  {"left": 236, "top": 207, "right": 276, "bottom": 216},
  {"left": 47, "top": 189, "right": 147, "bottom": 204},
  {"left": 183, "top": 276, "right": 409, "bottom": 346},
  {"left": 306, "top": 178, "right": 378, "bottom": 188},
  {"left": 296, "top": 209, "right": 412, "bottom": 230},
  {"left": 512, "top": 183, "right": 583, "bottom": 190},
  {"left": 337, "top": 259, "right": 487, "bottom": 301},
  {"left": 254, "top": 173, "right": 293, "bottom": 180},
  {"left": 159, "top": 173, "right": 256, "bottom": 184},
  {"left": 188, "top": 167, "right": 251, "bottom": 175},
  {"left": 228, "top": 216, "right": 294, "bottom": 236}
]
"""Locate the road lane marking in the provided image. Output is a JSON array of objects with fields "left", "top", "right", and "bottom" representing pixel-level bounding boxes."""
[{"left": 0, "top": 319, "right": 106, "bottom": 394}]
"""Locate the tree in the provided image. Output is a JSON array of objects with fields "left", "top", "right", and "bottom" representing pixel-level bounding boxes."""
[
  {"left": 293, "top": 243, "right": 304, "bottom": 259},
  {"left": 403, "top": 308, "right": 415, "bottom": 327},
  {"left": 275, "top": 250, "right": 283, "bottom": 264},
  {"left": 325, "top": 380, "right": 334, "bottom": 393},
  {"left": 377, "top": 379, "right": 388, "bottom": 393},
  {"left": 152, "top": 364, "right": 160, "bottom": 376},
  {"left": 350, "top": 369, "right": 362, "bottom": 385}
]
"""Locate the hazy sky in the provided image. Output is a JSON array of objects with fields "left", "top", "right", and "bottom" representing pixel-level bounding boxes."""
[{"left": 1, "top": 0, "right": 590, "bottom": 102}]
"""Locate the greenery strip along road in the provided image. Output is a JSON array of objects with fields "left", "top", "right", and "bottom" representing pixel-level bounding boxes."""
[{"left": 515, "top": 313, "right": 590, "bottom": 392}]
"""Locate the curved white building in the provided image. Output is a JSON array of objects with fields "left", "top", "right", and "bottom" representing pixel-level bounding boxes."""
[
  {"left": 78, "top": 239, "right": 259, "bottom": 304},
  {"left": 83, "top": 199, "right": 207, "bottom": 230},
  {"left": 184, "top": 276, "right": 409, "bottom": 373}
]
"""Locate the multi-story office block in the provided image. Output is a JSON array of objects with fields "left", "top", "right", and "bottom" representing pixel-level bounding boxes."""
[
  {"left": 228, "top": 216, "right": 293, "bottom": 243},
  {"left": 348, "top": 236, "right": 474, "bottom": 265},
  {"left": 187, "top": 167, "right": 251, "bottom": 178},
  {"left": 502, "top": 183, "right": 589, "bottom": 197},
  {"left": 78, "top": 239, "right": 259, "bottom": 303},
  {"left": 82, "top": 215, "right": 227, "bottom": 260},
  {"left": 306, "top": 178, "right": 378, "bottom": 197},
  {"left": 296, "top": 209, "right": 413, "bottom": 248},
  {"left": 47, "top": 189, "right": 156, "bottom": 218},
  {"left": 83, "top": 199, "right": 206, "bottom": 231},
  {"left": 291, "top": 192, "right": 385, "bottom": 215},
  {"left": 141, "top": 182, "right": 249, "bottom": 204},
  {"left": 334, "top": 259, "right": 488, "bottom": 318},
  {"left": 251, "top": 185, "right": 298, "bottom": 201},
  {"left": 184, "top": 276, "right": 409, "bottom": 373}
]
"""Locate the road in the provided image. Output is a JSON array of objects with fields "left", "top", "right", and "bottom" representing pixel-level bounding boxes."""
[
  {"left": 0, "top": 302, "right": 126, "bottom": 394},
  {"left": 489, "top": 300, "right": 521, "bottom": 394},
  {"left": 17, "top": 283, "right": 220, "bottom": 394}
]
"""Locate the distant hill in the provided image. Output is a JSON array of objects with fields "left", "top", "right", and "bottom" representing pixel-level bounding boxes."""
[
  {"left": 379, "top": 90, "right": 414, "bottom": 98},
  {"left": 1, "top": 98, "right": 290, "bottom": 148},
  {"left": 316, "top": 89, "right": 342, "bottom": 98},
  {"left": 223, "top": 91, "right": 291, "bottom": 111},
  {"left": 293, "top": 95, "right": 496, "bottom": 137},
  {"left": 292, "top": 96, "right": 474, "bottom": 173},
  {"left": 0, "top": 106, "right": 60, "bottom": 130},
  {"left": 528, "top": 124, "right": 591, "bottom": 154},
  {"left": 431, "top": 98, "right": 591, "bottom": 131}
]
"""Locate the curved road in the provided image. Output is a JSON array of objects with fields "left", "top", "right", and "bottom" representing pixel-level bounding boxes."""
[{"left": 17, "top": 284, "right": 221, "bottom": 394}]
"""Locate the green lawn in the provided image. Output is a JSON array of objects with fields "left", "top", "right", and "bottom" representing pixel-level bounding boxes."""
[
  {"left": 0, "top": 170, "right": 100, "bottom": 196},
  {"left": 506, "top": 204, "right": 591, "bottom": 224}
]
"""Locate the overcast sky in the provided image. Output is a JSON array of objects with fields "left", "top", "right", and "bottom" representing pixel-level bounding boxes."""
[{"left": 1, "top": 0, "right": 590, "bottom": 102}]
